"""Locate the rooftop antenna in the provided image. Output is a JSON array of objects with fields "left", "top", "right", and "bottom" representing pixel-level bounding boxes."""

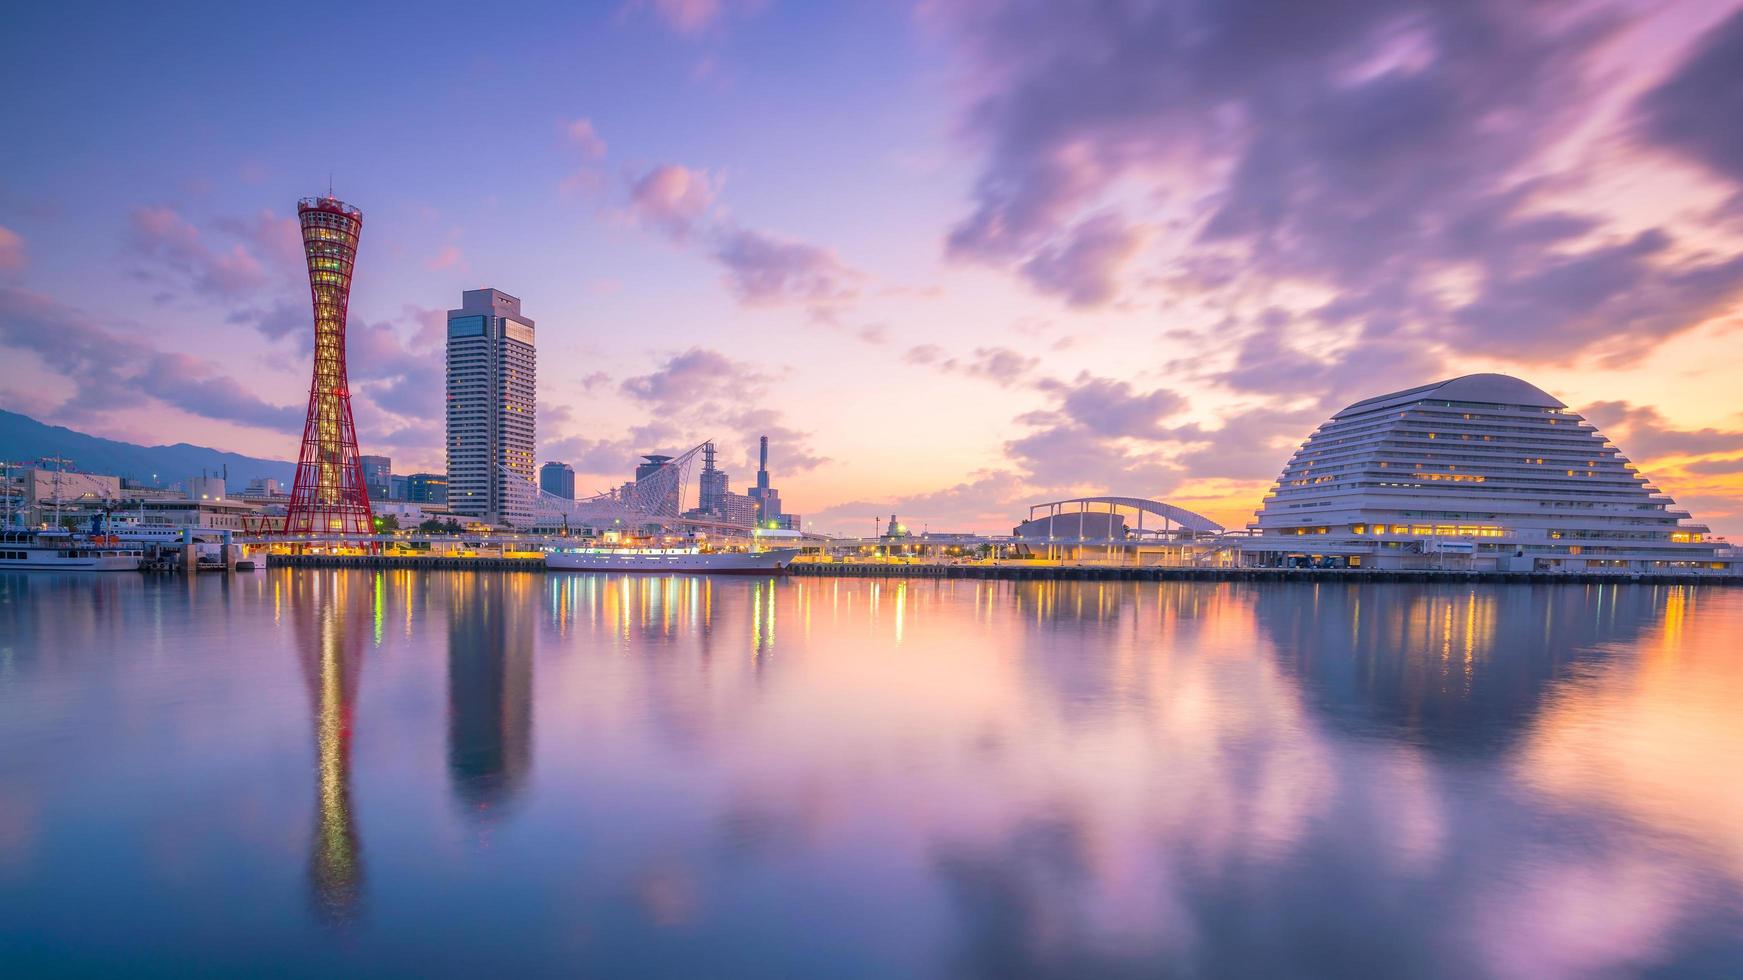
[{"left": 328, "top": 171, "right": 334, "bottom": 198}]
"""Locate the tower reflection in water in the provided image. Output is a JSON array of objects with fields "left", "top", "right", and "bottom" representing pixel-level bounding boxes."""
[
  {"left": 447, "top": 574, "right": 534, "bottom": 822},
  {"left": 289, "top": 570, "right": 367, "bottom": 926}
]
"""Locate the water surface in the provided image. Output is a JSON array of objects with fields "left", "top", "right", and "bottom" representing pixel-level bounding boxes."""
[{"left": 1, "top": 570, "right": 1740, "bottom": 977}]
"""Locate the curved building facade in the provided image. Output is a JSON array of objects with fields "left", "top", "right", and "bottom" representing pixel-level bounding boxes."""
[{"left": 1243, "top": 374, "right": 1723, "bottom": 572}]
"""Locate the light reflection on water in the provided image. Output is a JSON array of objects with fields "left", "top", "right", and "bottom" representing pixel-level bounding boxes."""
[{"left": 0, "top": 570, "right": 1740, "bottom": 977}]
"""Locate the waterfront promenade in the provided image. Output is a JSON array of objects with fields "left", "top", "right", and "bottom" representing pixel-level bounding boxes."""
[{"left": 266, "top": 552, "right": 1743, "bottom": 585}]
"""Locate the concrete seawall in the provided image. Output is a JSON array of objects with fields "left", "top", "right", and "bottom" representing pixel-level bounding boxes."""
[
  {"left": 265, "top": 553, "right": 1741, "bottom": 586},
  {"left": 789, "top": 562, "right": 1743, "bottom": 586},
  {"left": 267, "top": 553, "right": 544, "bottom": 572}
]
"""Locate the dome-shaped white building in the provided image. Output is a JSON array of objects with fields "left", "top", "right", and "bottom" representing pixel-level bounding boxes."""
[{"left": 1242, "top": 374, "right": 1724, "bottom": 572}]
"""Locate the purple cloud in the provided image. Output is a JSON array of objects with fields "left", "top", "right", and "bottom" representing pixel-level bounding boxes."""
[
  {"left": 1164, "top": 404, "right": 1327, "bottom": 482},
  {"left": 709, "top": 226, "right": 858, "bottom": 311},
  {"left": 1683, "top": 456, "right": 1743, "bottom": 476},
  {"left": 128, "top": 206, "right": 269, "bottom": 297},
  {"left": 963, "top": 347, "right": 1040, "bottom": 386},
  {"left": 904, "top": 344, "right": 946, "bottom": 366},
  {"left": 721, "top": 407, "right": 828, "bottom": 474},
  {"left": 566, "top": 117, "right": 608, "bottom": 159},
  {"left": 226, "top": 298, "right": 305, "bottom": 341},
  {"left": 0, "top": 226, "right": 23, "bottom": 271},
  {"left": 905, "top": 345, "right": 1040, "bottom": 386},
  {"left": 634, "top": 0, "right": 724, "bottom": 35},
  {"left": 619, "top": 346, "right": 770, "bottom": 409},
  {"left": 1032, "top": 374, "right": 1186, "bottom": 440},
  {"left": 1019, "top": 211, "right": 1146, "bottom": 308},
  {"left": 1004, "top": 372, "right": 1191, "bottom": 492},
  {"left": 1580, "top": 401, "right": 1743, "bottom": 461},
  {"left": 542, "top": 419, "right": 687, "bottom": 481},
  {"left": 1216, "top": 310, "right": 1445, "bottom": 408},
  {"left": 934, "top": 0, "right": 1743, "bottom": 365},
  {"left": 1004, "top": 421, "right": 1184, "bottom": 497},
  {"left": 212, "top": 209, "right": 303, "bottom": 270},
  {"left": 1450, "top": 230, "right": 1743, "bottom": 364},
  {"left": 625, "top": 164, "right": 717, "bottom": 243},
  {"left": 0, "top": 286, "right": 298, "bottom": 430},
  {"left": 547, "top": 347, "right": 825, "bottom": 484},
  {"left": 1635, "top": 9, "right": 1743, "bottom": 185}
]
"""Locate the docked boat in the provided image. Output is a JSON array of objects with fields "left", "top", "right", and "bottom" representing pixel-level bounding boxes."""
[
  {"left": 544, "top": 545, "right": 801, "bottom": 574},
  {"left": 0, "top": 530, "right": 143, "bottom": 571}
]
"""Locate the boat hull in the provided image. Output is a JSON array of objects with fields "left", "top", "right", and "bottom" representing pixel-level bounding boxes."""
[{"left": 544, "top": 548, "right": 799, "bottom": 574}]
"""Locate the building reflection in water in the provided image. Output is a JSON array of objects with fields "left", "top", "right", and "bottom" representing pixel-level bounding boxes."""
[
  {"left": 288, "top": 570, "right": 367, "bottom": 926},
  {"left": 447, "top": 574, "right": 534, "bottom": 822},
  {"left": 547, "top": 572, "right": 717, "bottom": 647},
  {"left": 1251, "top": 583, "right": 1674, "bottom": 753},
  {"left": 751, "top": 577, "right": 776, "bottom": 664},
  {"left": 248, "top": 571, "right": 1743, "bottom": 972}
]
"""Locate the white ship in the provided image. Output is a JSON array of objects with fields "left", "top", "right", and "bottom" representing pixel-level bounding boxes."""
[
  {"left": 0, "top": 530, "right": 143, "bottom": 571},
  {"left": 103, "top": 516, "right": 194, "bottom": 544},
  {"left": 544, "top": 545, "right": 801, "bottom": 574}
]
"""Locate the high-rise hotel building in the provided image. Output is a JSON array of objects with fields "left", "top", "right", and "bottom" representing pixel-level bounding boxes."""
[
  {"left": 446, "top": 288, "right": 536, "bottom": 526},
  {"left": 1243, "top": 374, "right": 1723, "bottom": 572}
]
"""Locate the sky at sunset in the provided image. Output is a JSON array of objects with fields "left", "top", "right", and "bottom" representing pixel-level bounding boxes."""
[{"left": 3, "top": 0, "right": 1743, "bottom": 537}]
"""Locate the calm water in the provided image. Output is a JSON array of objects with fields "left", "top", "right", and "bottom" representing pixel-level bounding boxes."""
[{"left": 1, "top": 571, "right": 1741, "bottom": 978}]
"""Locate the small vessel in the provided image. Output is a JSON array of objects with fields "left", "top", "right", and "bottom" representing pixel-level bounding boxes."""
[
  {"left": 544, "top": 545, "right": 801, "bottom": 574},
  {"left": 0, "top": 530, "right": 143, "bottom": 571},
  {"left": 103, "top": 515, "right": 194, "bottom": 544}
]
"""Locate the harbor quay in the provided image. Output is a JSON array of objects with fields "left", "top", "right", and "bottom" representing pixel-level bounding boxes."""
[
  {"left": 787, "top": 561, "right": 1743, "bottom": 586},
  {"left": 262, "top": 546, "right": 1743, "bottom": 585}
]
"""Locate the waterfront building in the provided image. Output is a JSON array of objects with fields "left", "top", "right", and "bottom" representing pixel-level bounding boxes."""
[
  {"left": 242, "top": 477, "right": 284, "bottom": 499},
  {"left": 633, "top": 455, "right": 681, "bottom": 516},
  {"left": 16, "top": 466, "right": 121, "bottom": 526},
  {"left": 539, "top": 461, "right": 575, "bottom": 500},
  {"left": 446, "top": 289, "right": 536, "bottom": 527},
  {"left": 717, "top": 491, "right": 759, "bottom": 527},
  {"left": 187, "top": 476, "right": 226, "bottom": 501},
  {"left": 373, "top": 500, "right": 446, "bottom": 526},
  {"left": 1241, "top": 373, "right": 1726, "bottom": 572},
  {"left": 129, "top": 495, "right": 264, "bottom": 531},
  {"left": 405, "top": 472, "right": 448, "bottom": 505},
  {"left": 359, "top": 455, "right": 391, "bottom": 503}
]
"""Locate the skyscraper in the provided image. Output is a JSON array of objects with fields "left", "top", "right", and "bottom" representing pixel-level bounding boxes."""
[
  {"left": 446, "top": 289, "right": 536, "bottom": 526},
  {"left": 285, "top": 195, "right": 373, "bottom": 535},
  {"left": 539, "top": 461, "right": 575, "bottom": 500}
]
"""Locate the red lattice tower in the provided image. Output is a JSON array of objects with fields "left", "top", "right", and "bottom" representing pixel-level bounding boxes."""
[{"left": 284, "top": 196, "right": 373, "bottom": 536}]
